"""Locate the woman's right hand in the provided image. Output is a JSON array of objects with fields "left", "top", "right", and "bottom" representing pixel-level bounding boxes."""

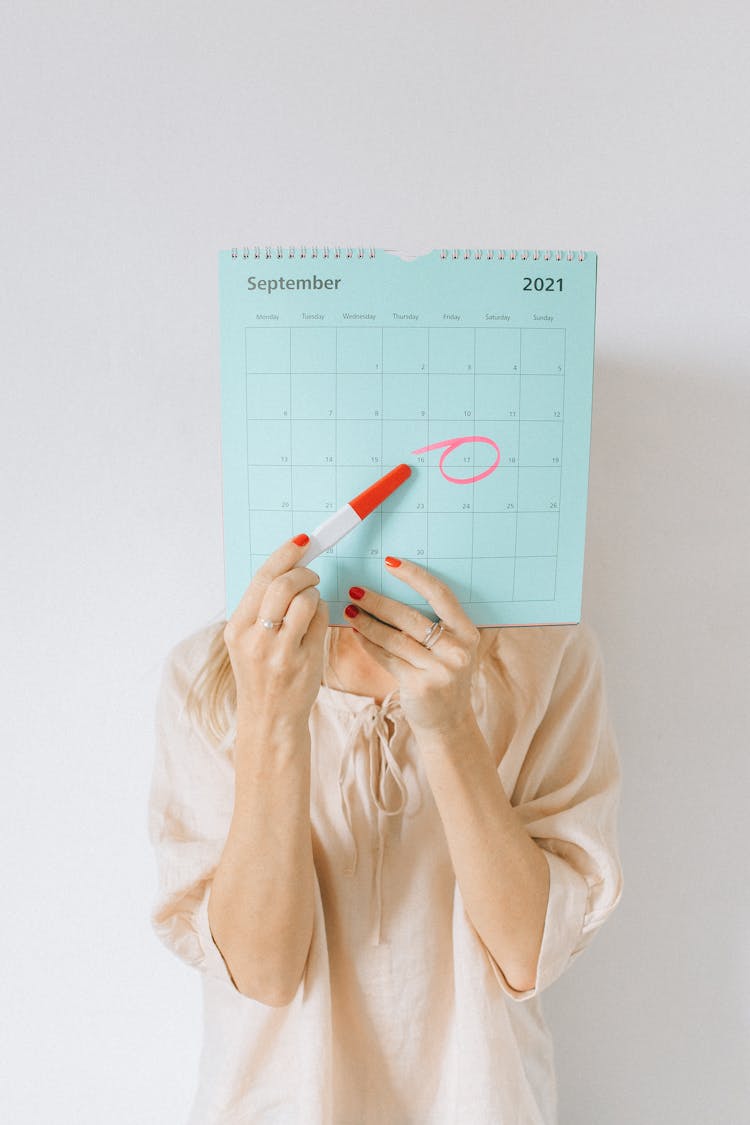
[{"left": 223, "top": 534, "right": 329, "bottom": 735}]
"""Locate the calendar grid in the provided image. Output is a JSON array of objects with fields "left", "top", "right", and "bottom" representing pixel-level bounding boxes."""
[
  {"left": 426, "top": 329, "right": 430, "bottom": 581},
  {"left": 334, "top": 327, "right": 337, "bottom": 546},
  {"left": 244, "top": 328, "right": 252, "bottom": 561},
  {"left": 288, "top": 328, "right": 294, "bottom": 521},
  {"left": 511, "top": 330, "right": 522, "bottom": 598},
  {"left": 470, "top": 329, "right": 476, "bottom": 603},
  {"left": 379, "top": 328, "right": 384, "bottom": 585},
  {"left": 243, "top": 325, "right": 570, "bottom": 620},
  {"left": 553, "top": 329, "right": 567, "bottom": 601}
]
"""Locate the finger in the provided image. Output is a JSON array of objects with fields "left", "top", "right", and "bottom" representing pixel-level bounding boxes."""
[
  {"left": 256, "top": 565, "right": 321, "bottom": 625},
  {"left": 383, "top": 557, "right": 479, "bottom": 643},
  {"left": 347, "top": 585, "right": 449, "bottom": 649},
  {"left": 347, "top": 605, "right": 432, "bottom": 670},
  {"left": 279, "top": 585, "right": 321, "bottom": 643},
  {"left": 229, "top": 534, "right": 313, "bottom": 632}
]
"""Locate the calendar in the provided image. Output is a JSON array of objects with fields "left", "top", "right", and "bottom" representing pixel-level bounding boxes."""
[{"left": 218, "top": 247, "right": 597, "bottom": 626}]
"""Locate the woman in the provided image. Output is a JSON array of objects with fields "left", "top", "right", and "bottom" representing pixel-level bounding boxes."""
[{"left": 148, "top": 532, "right": 624, "bottom": 1124}]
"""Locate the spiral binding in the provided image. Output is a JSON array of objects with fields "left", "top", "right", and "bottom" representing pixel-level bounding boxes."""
[{"left": 230, "top": 246, "right": 588, "bottom": 262}]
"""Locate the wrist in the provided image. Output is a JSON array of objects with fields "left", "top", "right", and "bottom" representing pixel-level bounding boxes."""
[
  {"left": 236, "top": 712, "right": 310, "bottom": 757},
  {"left": 233, "top": 719, "right": 311, "bottom": 798},
  {"left": 409, "top": 705, "right": 479, "bottom": 748}
]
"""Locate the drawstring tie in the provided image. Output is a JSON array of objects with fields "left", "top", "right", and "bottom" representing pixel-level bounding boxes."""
[{"left": 337, "top": 688, "right": 410, "bottom": 946}]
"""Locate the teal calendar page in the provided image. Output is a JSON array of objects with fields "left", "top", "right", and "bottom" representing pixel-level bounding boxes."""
[{"left": 218, "top": 247, "right": 598, "bottom": 626}]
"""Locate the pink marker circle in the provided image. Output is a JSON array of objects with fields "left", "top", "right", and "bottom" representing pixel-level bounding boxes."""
[{"left": 411, "top": 435, "right": 501, "bottom": 484}]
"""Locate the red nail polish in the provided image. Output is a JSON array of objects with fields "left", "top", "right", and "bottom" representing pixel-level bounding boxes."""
[
  {"left": 344, "top": 604, "right": 359, "bottom": 619},
  {"left": 292, "top": 533, "right": 310, "bottom": 546},
  {"left": 349, "top": 586, "right": 365, "bottom": 600},
  {"left": 384, "top": 556, "right": 401, "bottom": 567}
]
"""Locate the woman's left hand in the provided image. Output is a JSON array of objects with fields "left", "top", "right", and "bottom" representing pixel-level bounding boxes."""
[{"left": 345, "top": 557, "right": 481, "bottom": 736}]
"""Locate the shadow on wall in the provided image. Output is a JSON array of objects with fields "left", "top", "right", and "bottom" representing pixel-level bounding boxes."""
[{"left": 556, "top": 346, "right": 748, "bottom": 1125}]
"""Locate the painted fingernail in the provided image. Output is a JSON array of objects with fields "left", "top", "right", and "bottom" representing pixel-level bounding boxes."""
[
  {"left": 344, "top": 604, "right": 359, "bottom": 619},
  {"left": 384, "top": 556, "right": 401, "bottom": 567},
  {"left": 292, "top": 533, "right": 310, "bottom": 546},
  {"left": 349, "top": 586, "right": 365, "bottom": 600}
]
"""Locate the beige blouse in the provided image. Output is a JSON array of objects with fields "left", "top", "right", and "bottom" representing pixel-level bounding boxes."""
[{"left": 147, "top": 621, "right": 624, "bottom": 1124}]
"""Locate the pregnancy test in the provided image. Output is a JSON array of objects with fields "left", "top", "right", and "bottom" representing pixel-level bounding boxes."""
[{"left": 297, "top": 463, "right": 411, "bottom": 567}]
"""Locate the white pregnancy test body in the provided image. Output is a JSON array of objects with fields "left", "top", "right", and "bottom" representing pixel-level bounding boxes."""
[{"left": 297, "top": 504, "right": 361, "bottom": 567}]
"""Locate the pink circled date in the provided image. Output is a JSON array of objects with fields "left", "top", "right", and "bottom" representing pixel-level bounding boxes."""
[{"left": 411, "top": 435, "right": 501, "bottom": 484}]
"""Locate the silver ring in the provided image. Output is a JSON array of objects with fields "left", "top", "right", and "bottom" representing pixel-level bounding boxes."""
[
  {"left": 258, "top": 617, "right": 284, "bottom": 630},
  {"left": 422, "top": 619, "right": 445, "bottom": 650}
]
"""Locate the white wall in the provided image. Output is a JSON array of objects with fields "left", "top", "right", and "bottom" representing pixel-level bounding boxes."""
[{"left": 2, "top": 2, "right": 747, "bottom": 1122}]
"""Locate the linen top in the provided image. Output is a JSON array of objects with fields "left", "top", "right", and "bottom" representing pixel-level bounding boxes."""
[{"left": 147, "top": 620, "right": 624, "bottom": 1125}]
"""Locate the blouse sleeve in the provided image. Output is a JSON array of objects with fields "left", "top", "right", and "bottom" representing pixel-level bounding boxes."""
[
  {"left": 146, "top": 633, "right": 243, "bottom": 992},
  {"left": 485, "top": 622, "right": 625, "bottom": 1003}
]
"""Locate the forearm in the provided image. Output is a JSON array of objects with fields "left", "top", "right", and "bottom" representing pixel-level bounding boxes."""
[
  {"left": 415, "top": 711, "right": 550, "bottom": 993},
  {"left": 208, "top": 718, "right": 315, "bottom": 1006}
]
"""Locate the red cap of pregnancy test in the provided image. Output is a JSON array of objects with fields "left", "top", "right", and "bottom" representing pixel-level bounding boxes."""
[{"left": 349, "top": 463, "right": 412, "bottom": 519}]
